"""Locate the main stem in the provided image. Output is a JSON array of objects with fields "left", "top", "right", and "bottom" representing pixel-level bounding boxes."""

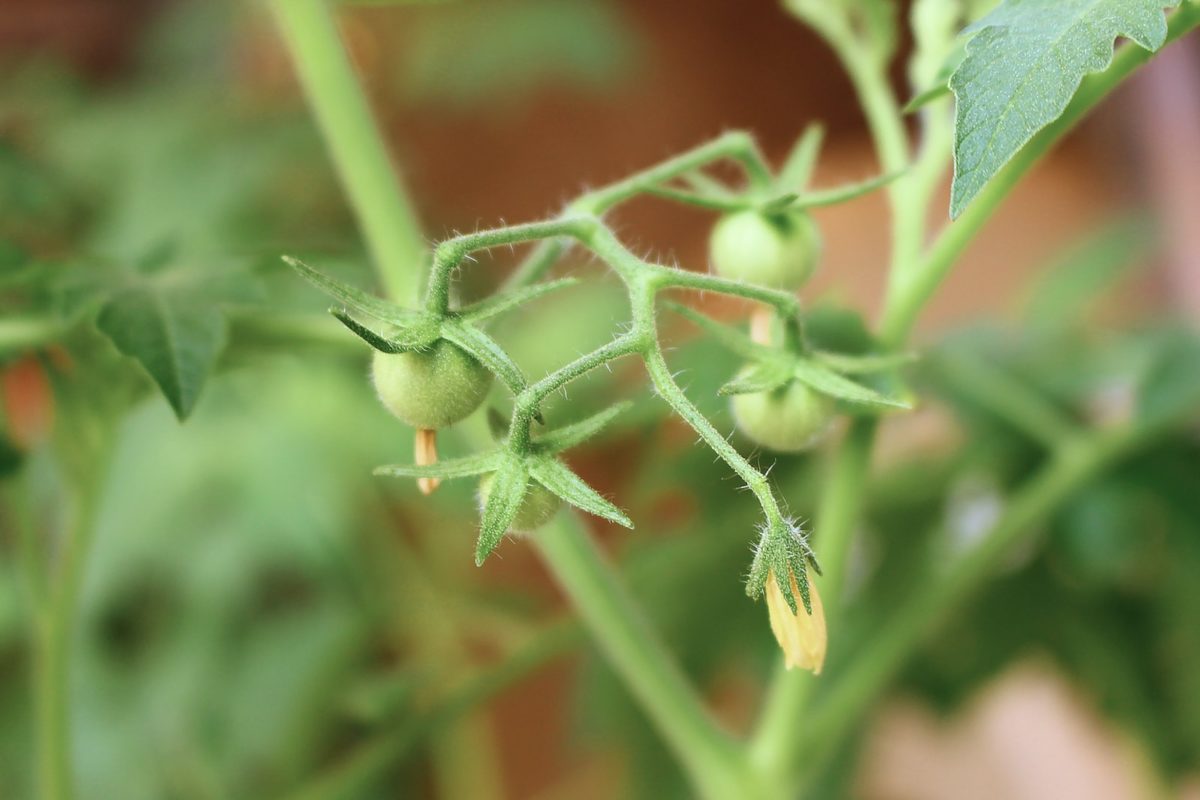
[
  {"left": 33, "top": 479, "right": 101, "bottom": 800},
  {"left": 536, "top": 519, "right": 763, "bottom": 800},
  {"left": 269, "top": 0, "right": 425, "bottom": 306}
]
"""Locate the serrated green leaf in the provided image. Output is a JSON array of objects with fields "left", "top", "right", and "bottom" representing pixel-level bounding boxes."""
[
  {"left": 529, "top": 457, "right": 633, "bottom": 528},
  {"left": 96, "top": 285, "right": 227, "bottom": 419},
  {"left": 717, "top": 360, "right": 794, "bottom": 397},
  {"left": 666, "top": 302, "right": 768, "bottom": 361},
  {"left": 374, "top": 450, "right": 503, "bottom": 480},
  {"left": 440, "top": 321, "right": 528, "bottom": 396},
  {"left": 535, "top": 401, "right": 633, "bottom": 454},
  {"left": 476, "top": 457, "right": 530, "bottom": 564},
  {"left": 949, "top": 0, "right": 1178, "bottom": 218},
  {"left": 458, "top": 277, "right": 580, "bottom": 323},
  {"left": 284, "top": 256, "right": 415, "bottom": 326},
  {"left": 792, "top": 359, "right": 910, "bottom": 409}
]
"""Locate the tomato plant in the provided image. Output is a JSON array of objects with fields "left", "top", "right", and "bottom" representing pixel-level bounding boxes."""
[{"left": 4, "top": 1, "right": 1200, "bottom": 799}]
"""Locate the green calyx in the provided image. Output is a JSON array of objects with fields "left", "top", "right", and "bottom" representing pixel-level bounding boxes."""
[
  {"left": 747, "top": 518, "right": 822, "bottom": 614},
  {"left": 477, "top": 471, "right": 562, "bottom": 534},
  {"left": 375, "top": 403, "right": 635, "bottom": 564}
]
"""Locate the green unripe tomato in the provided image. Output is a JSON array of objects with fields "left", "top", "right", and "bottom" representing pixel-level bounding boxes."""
[
  {"left": 477, "top": 473, "right": 562, "bottom": 533},
  {"left": 371, "top": 340, "right": 493, "bottom": 429},
  {"left": 709, "top": 209, "right": 821, "bottom": 290},
  {"left": 731, "top": 373, "right": 835, "bottom": 453}
]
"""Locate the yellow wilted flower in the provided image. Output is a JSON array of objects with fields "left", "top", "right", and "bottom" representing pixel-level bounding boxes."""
[{"left": 765, "top": 568, "right": 827, "bottom": 673}]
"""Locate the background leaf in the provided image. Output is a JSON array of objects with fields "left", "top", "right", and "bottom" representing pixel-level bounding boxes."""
[{"left": 96, "top": 283, "right": 229, "bottom": 419}]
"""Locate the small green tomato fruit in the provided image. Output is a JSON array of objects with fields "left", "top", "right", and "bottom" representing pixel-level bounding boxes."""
[
  {"left": 731, "top": 374, "right": 834, "bottom": 453},
  {"left": 371, "top": 340, "right": 493, "bottom": 429},
  {"left": 477, "top": 473, "right": 562, "bottom": 534},
  {"left": 709, "top": 209, "right": 821, "bottom": 290}
]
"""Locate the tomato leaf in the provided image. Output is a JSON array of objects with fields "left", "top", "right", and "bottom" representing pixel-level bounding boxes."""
[{"left": 949, "top": 0, "right": 1178, "bottom": 218}]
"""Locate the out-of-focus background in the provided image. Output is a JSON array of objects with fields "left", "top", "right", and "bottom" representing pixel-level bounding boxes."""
[{"left": 2, "top": 2, "right": 1199, "bottom": 799}]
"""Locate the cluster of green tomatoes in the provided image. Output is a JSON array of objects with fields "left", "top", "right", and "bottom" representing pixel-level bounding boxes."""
[{"left": 368, "top": 204, "right": 830, "bottom": 531}]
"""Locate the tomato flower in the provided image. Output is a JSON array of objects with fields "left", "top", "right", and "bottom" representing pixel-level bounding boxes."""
[{"left": 765, "top": 568, "right": 827, "bottom": 674}]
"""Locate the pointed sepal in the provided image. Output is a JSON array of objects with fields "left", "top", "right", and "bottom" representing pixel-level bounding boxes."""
[
  {"left": 535, "top": 401, "right": 633, "bottom": 454},
  {"left": 475, "top": 456, "right": 531, "bottom": 565},
  {"left": 284, "top": 256, "right": 415, "bottom": 326},
  {"left": 458, "top": 277, "right": 580, "bottom": 324},
  {"left": 529, "top": 457, "right": 633, "bottom": 529},
  {"left": 666, "top": 302, "right": 770, "bottom": 361},
  {"left": 718, "top": 360, "right": 794, "bottom": 397},
  {"left": 746, "top": 517, "right": 820, "bottom": 614},
  {"left": 792, "top": 358, "right": 910, "bottom": 409},
  {"left": 374, "top": 450, "right": 503, "bottom": 480}
]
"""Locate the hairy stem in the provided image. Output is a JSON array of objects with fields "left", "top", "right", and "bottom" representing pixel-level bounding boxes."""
[{"left": 504, "top": 132, "right": 776, "bottom": 289}]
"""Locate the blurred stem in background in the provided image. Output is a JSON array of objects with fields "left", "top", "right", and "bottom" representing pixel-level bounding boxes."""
[
  {"left": 22, "top": 431, "right": 111, "bottom": 800},
  {"left": 269, "top": 0, "right": 425, "bottom": 307}
]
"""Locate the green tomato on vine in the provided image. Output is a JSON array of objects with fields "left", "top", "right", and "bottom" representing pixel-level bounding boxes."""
[
  {"left": 709, "top": 209, "right": 822, "bottom": 291},
  {"left": 372, "top": 340, "right": 493, "bottom": 429},
  {"left": 731, "top": 373, "right": 835, "bottom": 453}
]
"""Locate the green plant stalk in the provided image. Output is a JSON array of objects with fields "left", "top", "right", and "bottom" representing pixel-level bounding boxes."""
[
  {"left": 269, "top": 6, "right": 508, "bottom": 797},
  {"left": 503, "top": 131, "right": 775, "bottom": 290},
  {"left": 535, "top": 518, "right": 765, "bottom": 800},
  {"left": 269, "top": 0, "right": 425, "bottom": 306},
  {"left": 33, "top": 479, "right": 102, "bottom": 800},
  {"left": 796, "top": 421, "right": 1170, "bottom": 778}
]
